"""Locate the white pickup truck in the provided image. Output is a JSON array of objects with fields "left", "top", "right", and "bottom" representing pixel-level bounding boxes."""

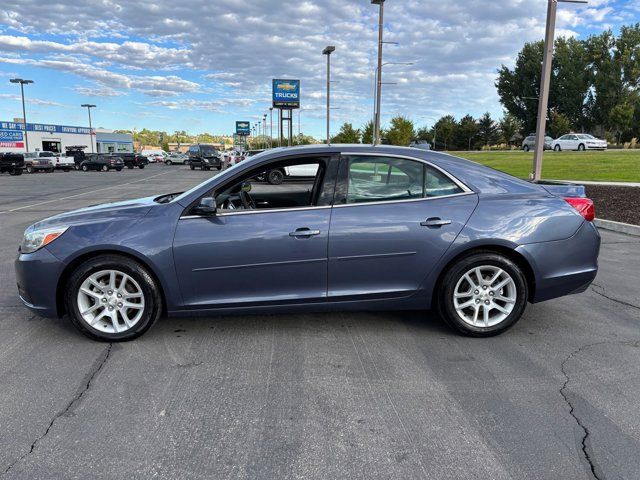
[{"left": 51, "top": 153, "right": 75, "bottom": 171}]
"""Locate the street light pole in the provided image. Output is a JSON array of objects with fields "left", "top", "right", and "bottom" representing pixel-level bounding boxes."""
[
  {"left": 372, "top": 0, "right": 385, "bottom": 145},
  {"left": 269, "top": 107, "right": 273, "bottom": 148},
  {"left": 532, "top": 0, "right": 587, "bottom": 181},
  {"left": 323, "top": 46, "right": 336, "bottom": 144},
  {"left": 10, "top": 78, "right": 34, "bottom": 152},
  {"left": 81, "top": 104, "right": 96, "bottom": 153}
]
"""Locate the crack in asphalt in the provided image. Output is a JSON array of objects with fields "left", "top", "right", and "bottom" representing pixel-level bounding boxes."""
[
  {"left": 1, "top": 344, "right": 113, "bottom": 477},
  {"left": 591, "top": 283, "right": 640, "bottom": 311},
  {"left": 560, "top": 340, "right": 640, "bottom": 480}
]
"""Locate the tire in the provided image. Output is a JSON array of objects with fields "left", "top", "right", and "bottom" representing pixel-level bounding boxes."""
[
  {"left": 166, "top": 160, "right": 172, "bottom": 166},
  {"left": 216, "top": 165, "right": 222, "bottom": 171},
  {"left": 523, "top": 145, "right": 530, "bottom": 152},
  {"left": 26, "top": 165, "right": 35, "bottom": 174},
  {"left": 554, "top": 145, "right": 561, "bottom": 152},
  {"left": 578, "top": 144, "right": 585, "bottom": 151},
  {"left": 82, "top": 164, "right": 89, "bottom": 172},
  {"left": 64, "top": 255, "right": 163, "bottom": 342},
  {"left": 437, "top": 252, "right": 528, "bottom": 337},
  {"left": 139, "top": 165, "right": 145, "bottom": 169},
  {"left": 74, "top": 165, "right": 80, "bottom": 171},
  {"left": 102, "top": 165, "right": 109, "bottom": 172},
  {"left": 10, "top": 169, "right": 22, "bottom": 176},
  {"left": 116, "top": 168, "right": 123, "bottom": 172},
  {"left": 267, "top": 169, "right": 285, "bottom": 185},
  {"left": 190, "top": 164, "right": 195, "bottom": 170}
]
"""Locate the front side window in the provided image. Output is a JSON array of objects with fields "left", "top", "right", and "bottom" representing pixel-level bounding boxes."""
[{"left": 343, "top": 156, "right": 464, "bottom": 205}]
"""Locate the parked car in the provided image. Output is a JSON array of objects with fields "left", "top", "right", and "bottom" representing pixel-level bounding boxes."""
[
  {"left": 79, "top": 154, "right": 124, "bottom": 172},
  {"left": 23, "top": 152, "right": 55, "bottom": 173},
  {"left": 0, "top": 152, "right": 24, "bottom": 176},
  {"left": 522, "top": 135, "right": 553, "bottom": 152},
  {"left": 224, "top": 150, "right": 246, "bottom": 168},
  {"left": 260, "top": 163, "right": 319, "bottom": 185},
  {"left": 65, "top": 146, "right": 88, "bottom": 170},
  {"left": 164, "top": 153, "right": 189, "bottom": 165},
  {"left": 188, "top": 144, "right": 223, "bottom": 171},
  {"left": 107, "top": 153, "right": 148, "bottom": 169},
  {"left": 552, "top": 134, "right": 607, "bottom": 151},
  {"left": 51, "top": 154, "right": 75, "bottom": 172},
  {"left": 15, "top": 145, "right": 600, "bottom": 342},
  {"left": 141, "top": 150, "right": 166, "bottom": 163}
]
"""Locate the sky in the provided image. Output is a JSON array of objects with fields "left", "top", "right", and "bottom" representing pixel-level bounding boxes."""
[{"left": 0, "top": 0, "right": 637, "bottom": 138}]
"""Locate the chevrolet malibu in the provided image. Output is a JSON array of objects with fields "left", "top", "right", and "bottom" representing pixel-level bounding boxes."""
[{"left": 15, "top": 145, "right": 600, "bottom": 341}]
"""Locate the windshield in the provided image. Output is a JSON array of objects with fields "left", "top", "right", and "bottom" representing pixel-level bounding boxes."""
[
  {"left": 200, "top": 145, "right": 218, "bottom": 157},
  {"left": 39, "top": 152, "right": 55, "bottom": 157}
]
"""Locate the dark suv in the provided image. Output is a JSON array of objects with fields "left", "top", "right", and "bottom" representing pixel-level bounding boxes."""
[
  {"left": 80, "top": 154, "right": 124, "bottom": 172},
  {"left": 0, "top": 152, "right": 24, "bottom": 176},
  {"left": 188, "top": 144, "right": 222, "bottom": 171},
  {"left": 105, "top": 153, "right": 148, "bottom": 169}
]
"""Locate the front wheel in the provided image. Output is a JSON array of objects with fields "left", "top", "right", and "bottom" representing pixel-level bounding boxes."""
[
  {"left": 26, "top": 165, "right": 35, "bottom": 174},
  {"left": 138, "top": 165, "right": 145, "bottom": 169},
  {"left": 578, "top": 144, "right": 585, "bottom": 151},
  {"left": 522, "top": 145, "right": 530, "bottom": 152},
  {"left": 82, "top": 164, "right": 89, "bottom": 172},
  {"left": 554, "top": 145, "right": 561, "bottom": 152},
  {"left": 64, "top": 255, "right": 162, "bottom": 341},
  {"left": 437, "top": 252, "right": 528, "bottom": 337},
  {"left": 165, "top": 160, "right": 172, "bottom": 166},
  {"left": 267, "top": 169, "right": 285, "bottom": 185},
  {"left": 102, "top": 165, "right": 109, "bottom": 172}
]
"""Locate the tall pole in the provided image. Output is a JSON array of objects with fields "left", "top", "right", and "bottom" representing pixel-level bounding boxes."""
[
  {"left": 373, "top": 0, "right": 385, "bottom": 145},
  {"left": 532, "top": 0, "right": 587, "bottom": 181},
  {"left": 10, "top": 78, "right": 33, "bottom": 152},
  {"left": 81, "top": 104, "right": 96, "bottom": 153},
  {"left": 269, "top": 107, "right": 273, "bottom": 148},
  {"left": 323, "top": 46, "right": 336, "bottom": 144}
]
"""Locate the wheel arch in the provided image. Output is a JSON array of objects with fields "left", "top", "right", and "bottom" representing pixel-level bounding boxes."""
[
  {"left": 56, "top": 249, "right": 168, "bottom": 318},
  {"left": 431, "top": 244, "right": 536, "bottom": 307}
]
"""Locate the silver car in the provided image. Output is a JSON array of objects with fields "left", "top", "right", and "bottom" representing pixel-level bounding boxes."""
[{"left": 522, "top": 135, "right": 553, "bottom": 152}]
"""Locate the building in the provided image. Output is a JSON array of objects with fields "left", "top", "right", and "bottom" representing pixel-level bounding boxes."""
[{"left": 0, "top": 120, "right": 133, "bottom": 154}]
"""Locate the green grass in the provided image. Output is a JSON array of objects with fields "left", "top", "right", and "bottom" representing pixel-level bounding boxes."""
[{"left": 452, "top": 150, "right": 640, "bottom": 182}]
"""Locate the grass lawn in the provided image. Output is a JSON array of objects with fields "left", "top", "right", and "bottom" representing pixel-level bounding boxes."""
[{"left": 453, "top": 150, "right": 640, "bottom": 182}]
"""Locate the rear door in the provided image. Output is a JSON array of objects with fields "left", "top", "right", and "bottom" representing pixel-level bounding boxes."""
[{"left": 327, "top": 153, "right": 478, "bottom": 300}]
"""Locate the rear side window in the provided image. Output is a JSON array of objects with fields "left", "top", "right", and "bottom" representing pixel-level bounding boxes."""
[{"left": 343, "top": 156, "right": 464, "bottom": 204}]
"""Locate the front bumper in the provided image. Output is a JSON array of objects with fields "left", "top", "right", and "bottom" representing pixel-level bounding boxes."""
[
  {"left": 517, "top": 221, "right": 601, "bottom": 303},
  {"left": 15, "top": 247, "right": 64, "bottom": 318}
]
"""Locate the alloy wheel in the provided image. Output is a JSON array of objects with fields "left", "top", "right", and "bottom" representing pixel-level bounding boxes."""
[
  {"left": 453, "top": 266, "right": 517, "bottom": 328},
  {"left": 77, "top": 269, "right": 145, "bottom": 334}
]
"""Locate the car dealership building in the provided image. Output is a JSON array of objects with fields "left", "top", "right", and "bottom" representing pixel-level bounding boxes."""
[{"left": 0, "top": 120, "right": 134, "bottom": 154}]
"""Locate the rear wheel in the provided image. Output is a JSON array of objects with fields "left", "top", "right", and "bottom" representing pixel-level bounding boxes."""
[
  {"left": 139, "top": 165, "right": 145, "bottom": 169},
  {"left": 166, "top": 160, "right": 172, "bottom": 166},
  {"left": 64, "top": 255, "right": 162, "bottom": 342},
  {"left": 102, "top": 165, "right": 109, "bottom": 172},
  {"left": 82, "top": 164, "right": 89, "bottom": 172},
  {"left": 523, "top": 145, "right": 530, "bottom": 152},
  {"left": 554, "top": 145, "right": 561, "bottom": 152},
  {"left": 267, "top": 169, "right": 285, "bottom": 185},
  {"left": 10, "top": 168, "right": 22, "bottom": 176},
  {"left": 26, "top": 165, "right": 35, "bottom": 174},
  {"left": 437, "top": 252, "right": 528, "bottom": 337}
]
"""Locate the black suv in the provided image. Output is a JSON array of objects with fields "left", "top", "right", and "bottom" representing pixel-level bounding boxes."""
[
  {"left": 0, "top": 153, "right": 24, "bottom": 176},
  {"left": 188, "top": 144, "right": 222, "bottom": 171},
  {"left": 79, "top": 154, "right": 124, "bottom": 172},
  {"left": 105, "top": 153, "right": 148, "bottom": 169}
]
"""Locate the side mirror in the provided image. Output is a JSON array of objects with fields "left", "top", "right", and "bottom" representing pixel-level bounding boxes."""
[
  {"left": 240, "top": 181, "right": 252, "bottom": 193},
  {"left": 193, "top": 196, "right": 217, "bottom": 216}
]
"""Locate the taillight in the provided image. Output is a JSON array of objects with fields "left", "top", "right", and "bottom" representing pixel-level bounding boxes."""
[{"left": 565, "top": 197, "right": 595, "bottom": 222}]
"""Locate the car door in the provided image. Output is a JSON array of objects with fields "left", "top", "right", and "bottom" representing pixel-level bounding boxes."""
[
  {"left": 172, "top": 155, "right": 337, "bottom": 309},
  {"left": 327, "top": 153, "right": 478, "bottom": 300},
  {"left": 566, "top": 134, "right": 579, "bottom": 150}
]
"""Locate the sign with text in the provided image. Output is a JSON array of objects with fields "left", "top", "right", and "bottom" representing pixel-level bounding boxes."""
[
  {"left": 0, "top": 121, "right": 92, "bottom": 135},
  {"left": 236, "top": 121, "right": 251, "bottom": 135},
  {"left": 272, "top": 79, "right": 300, "bottom": 109}
]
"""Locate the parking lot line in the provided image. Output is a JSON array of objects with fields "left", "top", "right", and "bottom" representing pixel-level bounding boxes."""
[{"left": 0, "top": 171, "right": 172, "bottom": 215}]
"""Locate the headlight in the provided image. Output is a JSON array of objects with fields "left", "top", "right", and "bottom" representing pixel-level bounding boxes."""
[{"left": 21, "top": 226, "right": 69, "bottom": 254}]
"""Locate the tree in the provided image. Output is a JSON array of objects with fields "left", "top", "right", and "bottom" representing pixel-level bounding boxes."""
[
  {"left": 361, "top": 120, "right": 374, "bottom": 144},
  {"left": 457, "top": 115, "right": 479, "bottom": 150},
  {"left": 331, "top": 123, "right": 361, "bottom": 144},
  {"left": 477, "top": 112, "right": 499, "bottom": 146},
  {"left": 434, "top": 115, "right": 457, "bottom": 151},
  {"left": 548, "top": 111, "right": 571, "bottom": 139},
  {"left": 499, "top": 113, "right": 522, "bottom": 146},
  {"left": 609, "top": 101, "right": 635, "bottom": 144},
  {"left": 386, "top": 116, "right": 415, "bottom": 146}
]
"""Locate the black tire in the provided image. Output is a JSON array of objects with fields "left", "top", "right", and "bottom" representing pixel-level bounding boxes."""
[
  {"left": 10, "top": 168, "right": 22, "bottom": 176},
  {"left": 139, "top": 165, "right": 145, "bottom": 169},
  {"left": 116, "top": 168, "right": 123, "bottom": 172},
  {"left": 82, "top": 164, "right": 89, "bottom": 172},
  {"left": 26, "top": 165, "right": 35, "bottom": 174},
  {"left": 554, "top": 145, "right": 561, "bottom": 152},
  {"left": 102, "top": 165, "right": 109, "bottom": 172},
  {"left": 523, "top": 145, "right": 530, "bottom": 152},
  {"left": 216, "top": 165, "right": 222, "bottom": 171},
  {"left": 190, "top": 164, "right": 195, "bottom": 170},
  {"left": 267, "top": 169, "right": 285, "bottom": 185},
  {"left": 64, "top": 255, "right": 163, "bottom": 342},
  {"left": 166, "top": 160, "right": 172, "bottom": 166},
  {"left": 578, "top": 144, "right": 585, "bottom": 151},
  {"left": 437, "top": 252, "right": 528, "bottom": 337}
]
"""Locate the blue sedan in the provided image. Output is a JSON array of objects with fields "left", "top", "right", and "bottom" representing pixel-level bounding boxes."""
[{"left": 15, "top": 145, "right": 600, "bottom": 341}]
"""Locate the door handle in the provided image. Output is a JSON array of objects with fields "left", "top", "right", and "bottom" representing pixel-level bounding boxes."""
[
  {"left": 420, "top": 218, "right": 452, "bottom": 228},
  {"left": 289, "top": 228, "right": 321, "bottom": 238}
]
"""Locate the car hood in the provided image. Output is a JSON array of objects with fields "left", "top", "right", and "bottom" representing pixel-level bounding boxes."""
[{"left": 33, "top": 195, "right": 158, "bottom": 230}]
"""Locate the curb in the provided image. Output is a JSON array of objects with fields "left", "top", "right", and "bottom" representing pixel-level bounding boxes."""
[{"left": 594, "top": 219, "right": 640, "bottom": 237}]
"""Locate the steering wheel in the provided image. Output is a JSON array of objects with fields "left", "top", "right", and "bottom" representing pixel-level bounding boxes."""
[{"left": 240, "top": 190, "right": 256, "bottom": 209}]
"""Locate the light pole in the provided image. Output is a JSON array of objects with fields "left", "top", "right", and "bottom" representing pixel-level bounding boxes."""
[
  {"left": 81, "top": 104, "right": 96, "bottom": 153},
  {"left": 371, "top": 62, "right": 413, "bottom": 133},
  {"left": 532, "top": 0, "right": 587, "bottom": 181},
  {"left": 263, "top": 114, "right": 268, "bottom": 148},
  {"left": 323, "top": 45, "right": 336, "bottom": 144},
  {"left": 269, "top": 108, "right": 274, "bottom": 148},
  {"left": 371, "top": 0, "right": 386, "bottom": 145},
  {"left": 10, "top": 78, "right": 34, "bottom": 152}
]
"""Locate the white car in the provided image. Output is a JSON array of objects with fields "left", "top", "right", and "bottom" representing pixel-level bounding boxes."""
[
  {"left": 264, "top": 163, "right": 319, "bottom": 185},
  {"left": 51, "top": 154, "right": 75, "bottom": 171},
  {"left": 552, "top": 134, "right": 607, "bottom": 152}
]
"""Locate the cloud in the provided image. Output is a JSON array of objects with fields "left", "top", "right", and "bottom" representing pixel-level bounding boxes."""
[
  {"left": 72, "top": 86, "right": 127, "bottom": 97},
  {"left": 0, "top": 92, "right": 64, "bottom": 106}
]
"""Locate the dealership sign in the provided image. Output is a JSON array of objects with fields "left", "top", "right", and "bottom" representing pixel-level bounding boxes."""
[
  {"left": 236, "top": 121, "right": 251, "bottom": 135},
  {"left": 0, "top": 129, "right": 24, "bottom": 148},
  {"left": 0, "top": 121, "right": 92, "bottom": 135},
  {"left": 272, "top": 79, "right": 300, "bottom": 109}
]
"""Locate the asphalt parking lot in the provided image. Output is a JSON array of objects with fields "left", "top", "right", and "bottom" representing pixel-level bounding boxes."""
[{"left": 0, "top": 165, "right": 638, "bottom": 480}]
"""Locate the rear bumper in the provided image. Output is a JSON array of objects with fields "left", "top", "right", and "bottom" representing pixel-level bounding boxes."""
[
  {"left": 517, "top": 221, "right": 601, "bottom": 303},
  {"left": 15, "top": 247, "right": 63, "bottom": 318}
]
